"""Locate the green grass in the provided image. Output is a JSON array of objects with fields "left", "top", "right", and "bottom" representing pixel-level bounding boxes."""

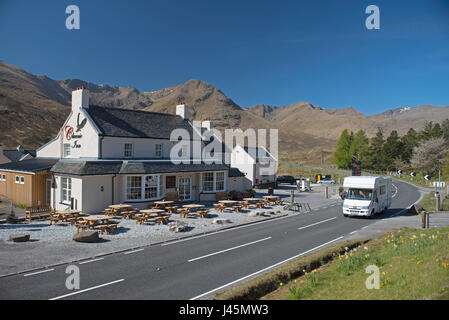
[
  {"left": 418, "top": 192, "right": 449, "bottom": 213},
  {"left": 269, "top": 227, "right": 449, "bottom": 300}
]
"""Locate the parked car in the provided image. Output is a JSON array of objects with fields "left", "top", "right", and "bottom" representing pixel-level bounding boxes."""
[
  {"left": 276, "top": 175, "right": 297, "bottom": 185},
  {"left": 318, "top": 178, "right": 335, "bottom": 184}
]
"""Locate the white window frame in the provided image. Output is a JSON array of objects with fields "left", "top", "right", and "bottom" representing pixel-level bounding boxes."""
[
  {"left": 14, "top": 175, "right": 24, "bottom": 184},
  {"left": 0, "top": 174, "right": 5, "bottom": 181},
  {"left": 201, "top": 171, "right": 226, "bottom": 193},
  {"left": 61, "top": 177, "right": 72, "bottom": 204},
  {"left": 155, "top": 143, "right": 163, "bottom": 157},
  {"left": 124, "top": 143, "right": 133, "bottom": 158},
  {"left": 126, "top": 174, "right": 162, "bottom": 201},
  {"left": 63, "top": 143, "right": 71, "bottom": 158}
]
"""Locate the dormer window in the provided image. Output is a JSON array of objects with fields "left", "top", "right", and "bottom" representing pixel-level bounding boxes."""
[
  {"left": 124, "top": 143, "right": 133, "bottom": 158},
  {"left": 155, "top": 144, "right": 162, "bottom": 157}
]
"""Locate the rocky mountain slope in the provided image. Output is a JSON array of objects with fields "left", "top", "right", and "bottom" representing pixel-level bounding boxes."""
[{"left": 1, "top": 60, "right": 448, "bottom": 164}]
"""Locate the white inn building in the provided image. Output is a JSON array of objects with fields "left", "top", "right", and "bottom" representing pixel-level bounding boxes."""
[{"left": 33, "top": 87, "right": 249, "bottom": 213}]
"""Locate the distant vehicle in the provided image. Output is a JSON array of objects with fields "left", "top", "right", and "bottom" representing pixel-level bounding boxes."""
[
  {"left": 342, "top": 176, "right": 392, "bottom": 218},
  {"left": 318, "top": 178, "right": 335, "bottom": 184},
  {"left": 276, "top": 175, "right": 296, "bottom": 185}
]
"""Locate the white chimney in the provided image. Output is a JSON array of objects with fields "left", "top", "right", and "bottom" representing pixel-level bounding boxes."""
[
  {"left": 176, "top": 103, "right": 189, "bottom": 120},
  {"left": 202, "top": 120, "right": 213, "bottom": 132},
  {"left": 72, "top": 86, "right": 89, "bottom": 111}
]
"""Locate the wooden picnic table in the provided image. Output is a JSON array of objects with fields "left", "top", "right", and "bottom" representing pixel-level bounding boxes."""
[
  {"left": 109, "top": 204, "right": 133, "bottom": 213},
  {"left": 218, "top": 200, "right": 239, "bottom": 206},
  {"left": 182, "top": 204, "right": 205, "bottom": 211},
  {"left": 243, "top": 198, "right": 265, "bottom": 209},
  {"left": 50, "top": 210, "right": 82, "bottom": 225},
  {"left": 78, "top": 215, "right": 118, "bottom": 234},
  {"left": 136, "top": 209, "right": 167, "bottom": 225},
  {"left": 153, "top": 201, "right": 174, "bottom": 208}
]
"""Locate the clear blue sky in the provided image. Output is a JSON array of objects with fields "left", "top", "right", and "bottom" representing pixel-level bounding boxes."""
[{"left": 1, "top": 0, "right": 448, "bottom": 114}]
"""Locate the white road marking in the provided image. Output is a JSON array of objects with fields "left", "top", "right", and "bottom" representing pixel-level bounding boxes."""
[
  {"left": 124, "top": 248, "right": 144, "bottom": 255},
  {"left": 350, "top": 230, "right": 357, "bottom": 235},
  {"left": 188, "top": 237, "right": 272, "bottom": 262},
  {"left": 392, "top": 184, "right": 398, "bottom": 198},
  {"left": 297, "top": 217, "right": 337, "bottom": 230},
  {"left": 190, "top": 236, "right": 344, "bottom": 300},
  {"left": 23, "top": 268, "right": 54, "bottom": 277},
  {"left": 49, "top": 279, "right": 125, "bottom": 300},
  {"left": 161, "top": 215, "right": 292, "bottom": 247},
  {"left": 79, "top": 258, "right": 104, "bottom": 265}
]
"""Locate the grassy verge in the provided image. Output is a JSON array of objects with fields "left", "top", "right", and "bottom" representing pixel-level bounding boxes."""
[
  {"left": 418, "top": 192, "right": 449, "bottom": 213},
  {"left": 213, "top": 239, "right": 368, "bottom": 300},
  {"left": 262, "top": 226, "right": 449, "bottom": 300}
]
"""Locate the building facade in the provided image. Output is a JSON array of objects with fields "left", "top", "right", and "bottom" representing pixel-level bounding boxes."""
[{"left": 37, "top": 87, "right": 236, "bottom": 213}]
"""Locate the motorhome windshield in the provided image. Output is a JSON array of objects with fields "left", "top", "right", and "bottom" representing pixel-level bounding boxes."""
[{"left": 346, "top": 188, "right": 373, "bottom": 200}]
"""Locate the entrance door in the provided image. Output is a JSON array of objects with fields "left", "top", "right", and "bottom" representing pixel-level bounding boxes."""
[
  {"left": 178, "top": 177, "right": 191, "bottom": 201},
  {"left": 46, "top": 179, "right": 52, "bottom": 205}
]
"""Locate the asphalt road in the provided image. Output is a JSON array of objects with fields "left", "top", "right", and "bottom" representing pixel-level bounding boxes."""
[{"left": 0, "top": 180, "right": 420, "bottom": 300}]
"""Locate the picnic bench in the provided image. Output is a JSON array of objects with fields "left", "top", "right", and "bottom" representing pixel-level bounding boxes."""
[
  {"left": 197, "top": 209, "right": 210, "bottom": 218},
  {"left": 25, "top": 205, "right": 53, "bottom": 222},
  {"left": 155, "top": 214, "right": 171, "bottom": 225}
]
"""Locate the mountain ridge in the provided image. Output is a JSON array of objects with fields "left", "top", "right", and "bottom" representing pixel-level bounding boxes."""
[{"left": 1, "top": 60, "right": 448, "bottom": 163}]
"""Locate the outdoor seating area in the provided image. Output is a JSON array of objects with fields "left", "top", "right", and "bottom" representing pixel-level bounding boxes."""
[{"left": 13, "top": 193, "right": 287, "bottom": 242}]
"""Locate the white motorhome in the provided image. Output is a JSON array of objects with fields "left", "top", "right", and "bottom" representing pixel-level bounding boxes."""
[{"left": 342, "top": 176, "right": 392, "bottom": 218}]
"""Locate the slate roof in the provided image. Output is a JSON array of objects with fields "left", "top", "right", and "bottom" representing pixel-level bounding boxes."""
[
  {"left": 242, "top": 146, "right": 276, "bottom": 162},
  {"left": 0, "top": 158, "right": 58, "bottom": 173},
  {"left": 50, "top": 159, "right": 230, "bottom": 176},
  {"left": 86, "top": 105, "right": 194, "bottom": 139},
  {"left": 228, "top": 167, "right": 246, "bottom": 177}
]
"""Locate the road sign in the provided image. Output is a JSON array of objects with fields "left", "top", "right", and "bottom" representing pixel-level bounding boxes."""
[
  {"left": 397, "top": 170, "right": 403, "bottom": 174},
  {"left": 409, "top": 172, "right": 416, "bottom": 177},
  {"left": 424, "top": 175, "right": 431, "bottom": 181},
  {"left": 351, "top": 157, "right": 361, "bottom": 176},
  {"left": 433, "top": 181, "right": 446, "bottom": 188}
]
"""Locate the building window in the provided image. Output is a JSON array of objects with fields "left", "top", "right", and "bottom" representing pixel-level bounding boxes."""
[
  {"left": 181, "top": 145, "right": 188, "bottom": 157},
  {"left": 166, "top": 176, "right": 176, "bottom": 189},
  {"left": 61, "top": 177, "right": 72, "bottom": 204},
  {"left": 202, "top": 172, "right": 214, "bottom": 192},
  {"left": 15, "top": 176, "right": 20, "bottom": 184},
  {"left": 216, "top": 171, "right": 225, "bottom": 191},
  {"left": 0, "top": 174, "right": 5, "bottom": 181},
  {"left": 155, "top": 144, "right": 162, "bottom": 157},
  {"left": 126, "top": 175, "right": 161, "bottom": 201},
  {"left": 201, "top": 171, "right": 226, "bottom": 192},
  {"left": 126, "top": 176, "right": 142, "bottom": 200},
  {"left": 124, "top": 143, "right": 133, "bottom": 158},
  {"left": 63, "top": 143, "right": 71, "bottom": 157},
  {"left": 20, "top": 176, "right": 25, "bottom": 184},
  {"left": 144, "top": 175, "right": 159, "bottom": 199}
]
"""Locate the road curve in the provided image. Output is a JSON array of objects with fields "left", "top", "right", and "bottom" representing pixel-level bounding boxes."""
[{"left": 0, "top": 180, "right": 420, "bottom": 300}]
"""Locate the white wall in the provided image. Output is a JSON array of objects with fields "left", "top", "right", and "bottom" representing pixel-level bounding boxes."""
[
  {"left": 101, "top": 137, "right": 173, "bottom": 159},
  {"left": 52, "top": 175, "right": 83, "bottom": 211},
  {"left": 36, "top": 136, "right": 61, "bottom": 158},
  {"left": 228, "top": 176, "right": 252, "bottom": 193},
  {"left": 61, "top": 110, "right": 99, "bottom": 158},
  {"left": 81, "top": 175, "right": 113, "bottom": 213}
]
